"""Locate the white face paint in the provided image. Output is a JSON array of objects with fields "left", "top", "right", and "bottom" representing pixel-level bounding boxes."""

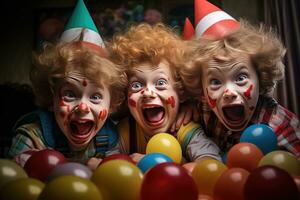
[
  {"left": 202, "top": 55, "right": 259, "bottom": 131},
  {"left": 127, "top": 62, "right": 180, "bottom": 137},
  {"left": 52, "top": 71, "right": 111, "bottom": 150}
]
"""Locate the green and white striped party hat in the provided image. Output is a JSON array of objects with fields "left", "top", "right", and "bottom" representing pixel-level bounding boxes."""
[{"left": 60, "top": 0, "right": 106, "bottom": 55}]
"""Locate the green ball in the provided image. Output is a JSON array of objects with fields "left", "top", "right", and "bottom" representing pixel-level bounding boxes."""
[{"left": 0, "top": 159, "right": 28, "bottom": 189}]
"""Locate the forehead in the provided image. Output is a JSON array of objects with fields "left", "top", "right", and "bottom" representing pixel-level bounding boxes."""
[{"left": 131, "top": 61, "right": 172, "bottom": 76}]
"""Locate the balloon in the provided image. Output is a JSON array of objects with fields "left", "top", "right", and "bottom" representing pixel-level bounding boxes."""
[
  {"left": 227, "top": 142, "right": 263, "bottom": 172},
  {"left": 240, "top": 124, "right": 277, "bottom": 154},
  {"left": 137, "top": 153, "right": 173, "bottom": 173},
  {"left": 0, "top": 178, "right": 44, "bottom": 200},
  {"left": 258, "top": 150, "right": 300, "bottom": 176},
  {"left": 38, "top": 175, "right": 102, "bottom": 200},
  {"left": 140, "top": 162, "right": 198, "bottom": 200},
  {"left": 213, "top": 168, "right": 250, "bottom": 200},
  {"left": 244, "top": 165, "right": 298, "bottom": 200},
  {"left": 91, "top": 160, "right": 143, "bottom": 200},
  {"left": 191, "top": 159, "right": 227, "bottom": 195},
  {"left": 198, "top": 194, "right": 214, "bottom": 200},
  {"left": 100, "top": 153, "right": 135, "bottom": 166},
  {"left": 182, "top": 162, "right": 197, "bottom": 175},
  {"left": 47, "top": 162, "right": 92, "bottom": 181},
  {"left": 146, "top": 133, "right": 182, "bottom": 163},
  {"left": 293, "top": 176, "right": 300, "bottom": 195},
  {"left": 24, "top": 149, "right": 67, "bottom": 182},
  {"left": 0, "top": 159, "right": 28, "bottom": 189}
]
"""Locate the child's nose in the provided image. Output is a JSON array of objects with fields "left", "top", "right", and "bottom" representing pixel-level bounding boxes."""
[
  {"left": 223, "top": 89, "right": 238, "bottom": 101},
  {"left": 143, "top": 87, "right": 156, "bottom": 99},
  {"left": 77, "top": 102, "right": 90, "bottom": 113}
]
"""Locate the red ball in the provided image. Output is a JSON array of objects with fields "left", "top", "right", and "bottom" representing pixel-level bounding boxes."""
[
  {"left": 141, "top": 162, "right": 198, "bottom": 200},
  {"left": 244, "top": 165, "right": 298, "bottom": 200},
  {"left": 213, "top": 168, "right": 249, "bottom": 200},
  {"left": 24, "top": 149, "right": 67, "bottom": 182},
  {"left": 227, "top": 142, "right": 263, "bottom": 172},
  {"left": 99, "top": 153, "right": 135, "bottom": 166}
]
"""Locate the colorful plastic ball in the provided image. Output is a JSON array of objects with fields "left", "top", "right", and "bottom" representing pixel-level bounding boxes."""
[
  {"left": 24, "top": 149, "right": 67, "bottom": 182},
  {"left": 146, "top": 133, "right": 182, "bottom": 163},
  {"left": 293, "top": 176, "right": 300, "bottom": 194},
  {"left": 14, "top": 149, "right": 38, "bottom": 167},
  {"left": 240, "top": 124, "right": 277, "bottom": 154},
  {"left": 38, "top": 175, "right": 102, "bottom": 200},
  {"left": 182, "top": 162, "right": 197, "bottom": 175},
  {"left": 91, "top": 160, "right": 143, "bottom": 200},
  {"left": 244, "top": 165, "right": 298, "bottom": 200},
  {"left": 0, "top": 159, "right": 28, "bottom": 189},
  {"left": 213, "top": 168, "right": 250, "bottom": 200},
  {"left": 258, "top": 150, "right": 300, "bottom": 176},
  {"left": 227, "top": 142, "right": 263, "bottom": 172},
  {"left": 0, "top": 178, "right": 44, "bottom": 200},
  {"left": 47, "top": 162, "right": 92, "bottom": 181},
  {"left": 191, "top": 159, "right": 227, "bottom": 195},
  {"left": 100, "top": 153, "right": 135, "bottom": 166},
  {"left": 140, "top": 162, "right": 198, "bottom": 200},
  {"left": 137, "top": 153, "right": 173, "bottom": 173}
]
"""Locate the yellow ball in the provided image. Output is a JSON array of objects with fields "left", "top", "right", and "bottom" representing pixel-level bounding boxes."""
[
  {"left": 91, "top": 160, "right": 143, "bottom": 200},
  {"left": 191, "top": 159, "right": 227, "bottom": 195},
  {"left": 259, "top": 150, "right": 300, "bottom": 176},
  {"left": 146, "top": 133, "right": 182, "bottom": 163}
]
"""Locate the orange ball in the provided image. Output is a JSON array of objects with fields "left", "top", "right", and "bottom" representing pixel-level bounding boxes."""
[
  {"left": 213, "top": 168, "right": 250, "bottom": 200},
  {"left": 227, "top": 142, "right": 263, "bottom": 172}
]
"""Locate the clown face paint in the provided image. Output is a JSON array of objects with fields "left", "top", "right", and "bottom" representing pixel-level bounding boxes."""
[
  {"left": 128, "top": 62, "right": 180, "bottom": 137},
  {"left": 202, "top": 55, "right": 259, "bottom": 131},
  {"left": 52, "top": 71, "right": 111, "bottom": 151}
]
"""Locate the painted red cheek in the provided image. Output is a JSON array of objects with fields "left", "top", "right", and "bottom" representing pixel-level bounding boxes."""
[
  {"left": 59, "top": 99, "right": 66, "bottom": 106},
  {"left": 206, "top": 88, "right": 216, "bottom": 108},
  {"left": 82, "top": 79, "right": 87, "bottom": 87},
  {"left": 166, "top": 96, "right": 176, "bottom": 108},
  {"left": 98, "top": 109, "right": 108, "bottom": 121},
  {"left": 60, "top": 111, "right": 66, "bottom": 118},
  {"left": 128, "top": 98, "right": 136, "bottom": 107},
  {"left": 244, "top": 85, "right": 253, "bottom": 100},
  {"left": 128, "top": 92, "right": 133, "bottom": 98},
  {"left": 249, "top": 106, "right": 255, "bottom": 111}
]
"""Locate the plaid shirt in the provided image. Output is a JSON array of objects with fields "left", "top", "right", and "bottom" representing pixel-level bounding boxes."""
[
  {"left": 201, "top": 96, "right": 300, "bottom": 159},
  {"left": 8, "top": 110, "right": 120, "bottom": 165}
]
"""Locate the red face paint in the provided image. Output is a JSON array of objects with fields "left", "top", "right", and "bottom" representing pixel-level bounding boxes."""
[
  {"left": 59, "top": 99, "right": 66, "bottom": 106},
  {"left": 206, "top": 88, "right": 216, "bottom": 108},
  {"left": 244, "top": 84, "right": 253, "bottom": 100},
  {"left": 59, "top": 111, "right": 65, "bottom": 118},
  {"left": 141, "top": 90, "right": 144, "bottom": 94},
  {"left": 166, "top": 96, "right": 175, "bottom": 108},
  {"left": 128, "top": 98, "right": 136, "bottom": 107},
  {"left": 249, "top": 106, "right": 255, "bottom": 111},
  {"left": 82, "top": 79, "right": 87, "bottom": 87},
  {"left": 98, "top": 109, "right": 108, "bottom": 121},
  {"left": 79, "top": 103, "right": 88, "bottom": 111}
]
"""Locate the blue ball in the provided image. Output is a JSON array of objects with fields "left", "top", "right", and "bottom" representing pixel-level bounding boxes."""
[
  {"left": 240, "top": 124, "right": 278, "bottom": 155},
  {"left": 137, "top": 153, "right": 173, "bottom": 173}
]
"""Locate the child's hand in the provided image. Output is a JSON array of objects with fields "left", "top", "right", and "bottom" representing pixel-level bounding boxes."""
[
  {"left": 86, "top": 157, "right": 102, "bottom": 171},
  {"left": 130, "top": 153, "right": 145, "bottom": 164},
  {"left": 170, "top": 102, "right": 200, "bottom": 133}
]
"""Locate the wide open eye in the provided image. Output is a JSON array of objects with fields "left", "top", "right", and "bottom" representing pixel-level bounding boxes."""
[
  {"left": 62, "top": 89, "right": 76, "bottom": 102},
  {"left": 155, "top": 78, "right": 167, "bottom": 89},
  {"left": 131, "top": 81, "right": 143, "bottom": 92},
  {"left": 90, "top": 93, "right": 102, "bottom": 104},
  {"left": 209, "top": 78, "right": 222, "bottom": 90},
  {"left": 235, "top": 73, "right": 248, "bottom": 85}
]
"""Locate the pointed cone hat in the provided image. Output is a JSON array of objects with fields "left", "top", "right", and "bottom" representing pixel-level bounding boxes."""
[
  {"left": 60, "top": 0, "right": 106, "bottom": 56},
  {"left": 194, "top": 0, "right": 239, "bottom": 39},
  {"left": 182, "top": 17, "right": 195, "bottom": 40}
]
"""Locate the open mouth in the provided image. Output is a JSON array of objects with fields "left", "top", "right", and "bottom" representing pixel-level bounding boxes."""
[
  {"left": 222, "top": 104, "right": 245, "bottom": 124},
  {"left": 70, "top": 120, "right": 94, "bottom": 137},
  {"left": 143, "top": 106, "right": 165, "bottom": 124}
]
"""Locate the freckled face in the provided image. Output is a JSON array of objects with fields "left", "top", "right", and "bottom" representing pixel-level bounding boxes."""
[
  {"left": 202, "top": 55, "right": 259, "bottom": 131},
  {"left": 52, "top": 71, "right": 111, "bottom": 151},
  {"left": 128, "top": 62, "right": 180, "bottom": 137}
]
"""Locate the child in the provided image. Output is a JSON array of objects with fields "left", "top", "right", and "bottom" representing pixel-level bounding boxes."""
[
  {"left": 110, "top": 23, "right": 221, "bottom": 163},
  {"left": 8, "top": 0, "right": 127, "bottom": 168},
  {"left": 180, "top": 0, "right": 300, "bottom": 158}
]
